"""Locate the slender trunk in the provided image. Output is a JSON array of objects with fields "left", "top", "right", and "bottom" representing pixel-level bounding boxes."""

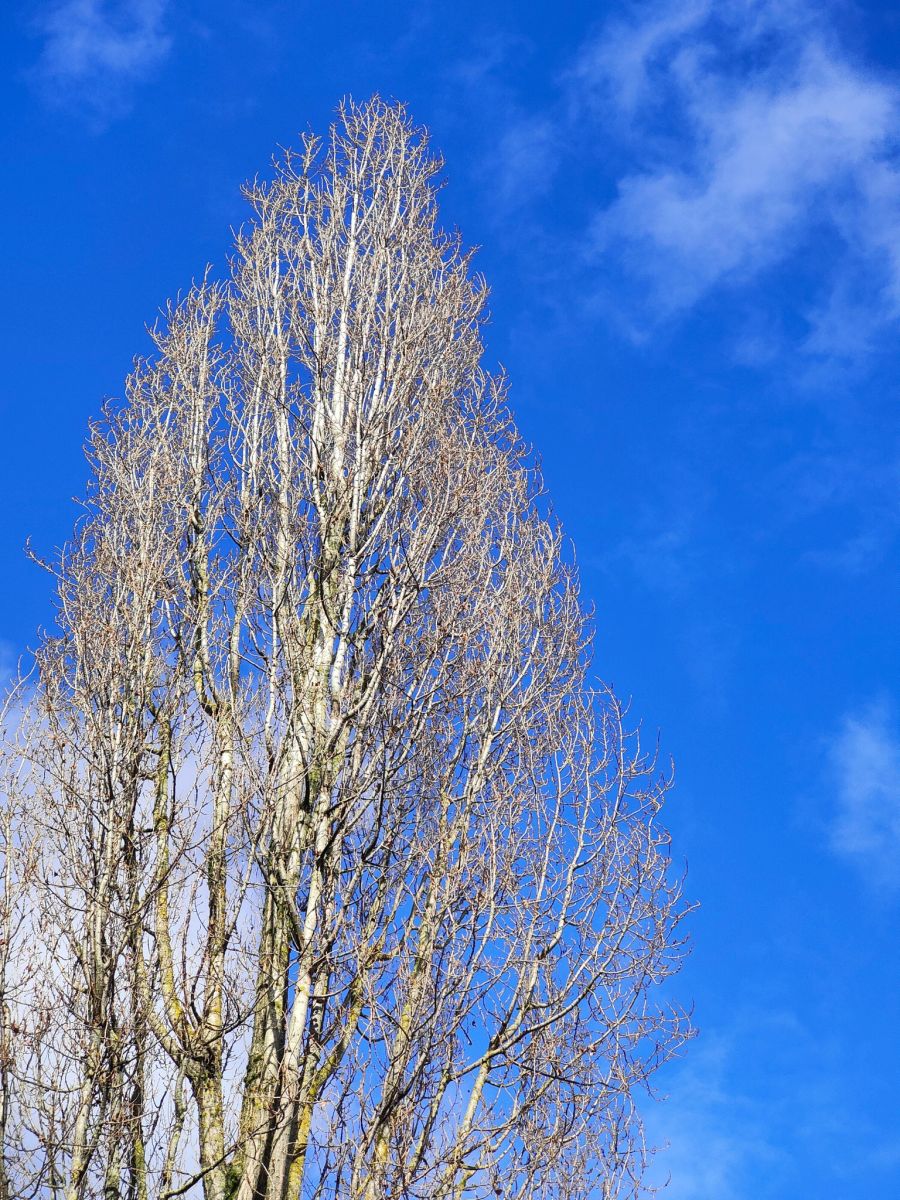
[{"left": 194, "top": 1074, "right": 228, "bottom": 1200}]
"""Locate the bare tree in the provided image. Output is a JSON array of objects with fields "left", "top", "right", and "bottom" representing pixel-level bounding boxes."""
[{"left": 1, "top": 97, "right": 691, "bottom": 1200}]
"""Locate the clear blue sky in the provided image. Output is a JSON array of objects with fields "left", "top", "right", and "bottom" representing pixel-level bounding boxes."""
[{"left": 2, "top": 3, "right": 899, "bottom": 1196}]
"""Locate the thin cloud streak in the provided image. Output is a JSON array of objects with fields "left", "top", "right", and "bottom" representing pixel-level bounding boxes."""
[{"left": 828, "top": 701, "right": 900, "bottom": 888}]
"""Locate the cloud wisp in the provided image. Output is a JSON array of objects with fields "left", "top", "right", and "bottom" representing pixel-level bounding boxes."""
[
  {"left": 643, "top": 1034, "right": 776, "bottom": 1200},
  {"left": 575, "top": 0, "right": 900, "bottom": 347},
  {"left": 31, "top": 0, "right": 172, "bottom": 122},
  {"left": 828, "top": 701, "right": 900, "bottom": 889}
]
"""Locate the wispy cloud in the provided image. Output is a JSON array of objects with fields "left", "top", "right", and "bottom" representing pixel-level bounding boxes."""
[
  {"left": 651, "top": 1110, "right": 766, "bottom": 1194},
  {"left": 568, "top": 0, "right": 716, "bottom": 119},
  {"left": 828, "top": 701, "right": 900, "bottom": 888},
  {"left": 575, "top": 1, "right": 900, "bottom": 346},
  {"left": 645, "top": 1003, "right": 898, "bottom": 1199},
  {"left": 441, "top": 32, "right": 565, "bottom": 217},
  {"left": 0, "top": 643, "right": 17, "bottom": 693},
  {"left": 31, "top": 0, "right": 172, "bottom": 121},
  {"left": 644, "top": 1035, "right": 774, "bottom": 1199},
  {"left": 492, "top": 114, "right": 560, "bottom": 210},
  {"left": 777, "top": 444, "right": 900, "bottom": 574}
]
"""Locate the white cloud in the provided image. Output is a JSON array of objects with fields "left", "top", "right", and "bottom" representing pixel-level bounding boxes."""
[
  {"left": 644, "top": 1005, "right": 896, "bottom": 1199},
  {"left": 644, "top": 1038, "right": 776, "bottom": 1199},
  {"left": 0, "top": 642, "right": 16, "bottom": 688},
  {"left": 569, "top": 0, "right": 714, "bottom": 117},
  {"left": 578, "top": 1, "right": 900, "bottom": 339},
  {"left": 493, "top": 114, "right": 559, "bottom": 208},
  {"left": 32, "top": 0, "right": 171, "bottom": 119},
  {"left": 776, "top": 443, "right": 900, "bottom": 574},
  {"left": 442, "top": 33, "right": 565, "bottom": 219},
  {"left": 828, "top": 702, "right": 900, "bottom": 887}
]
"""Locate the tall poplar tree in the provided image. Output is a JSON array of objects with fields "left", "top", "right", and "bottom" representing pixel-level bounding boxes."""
[{"left": 0, "top": 98, "right": 690, "bottom": 1200}]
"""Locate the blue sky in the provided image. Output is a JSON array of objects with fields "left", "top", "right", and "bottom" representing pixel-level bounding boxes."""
[{"left": 2, "top": 1, "right": 899, "bottom": 1196}]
